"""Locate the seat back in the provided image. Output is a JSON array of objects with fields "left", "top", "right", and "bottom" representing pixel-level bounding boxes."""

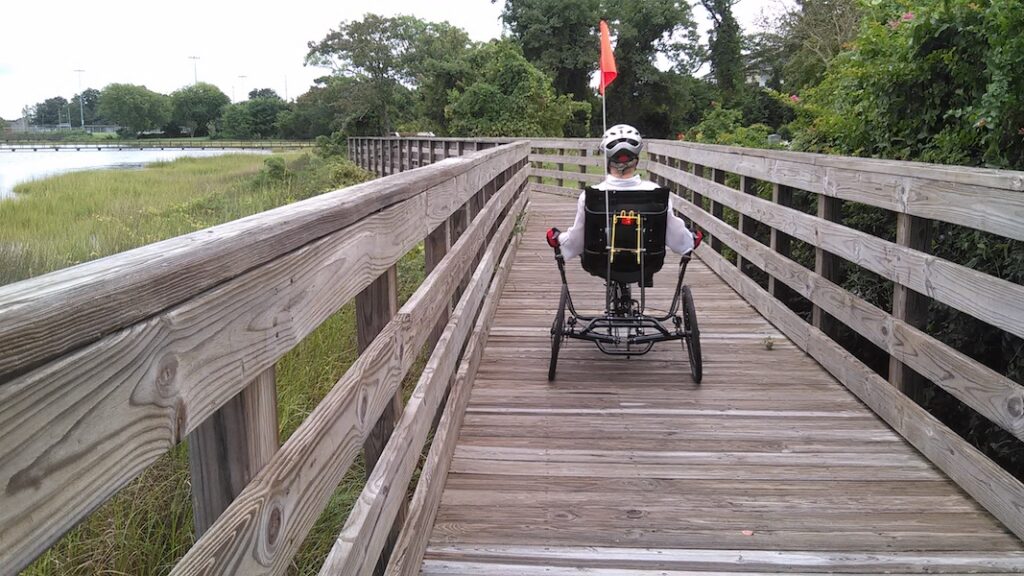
[{"left": 582, "top": 186, "right": 669, "bottom": 284}]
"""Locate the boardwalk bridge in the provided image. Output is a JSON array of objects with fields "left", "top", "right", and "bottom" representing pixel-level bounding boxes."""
[{"left": 1, "top": 137, "right": 1023, "bottom": 574}]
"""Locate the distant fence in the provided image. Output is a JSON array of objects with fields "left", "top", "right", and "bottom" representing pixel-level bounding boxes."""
[
  {"left": 0, "top": 141, "right": 530, "bottom": 574},
  {"left": 1, "top": 139, "right": 315, "bottom": 151}
]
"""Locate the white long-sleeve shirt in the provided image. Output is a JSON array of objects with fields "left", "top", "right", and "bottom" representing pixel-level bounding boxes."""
[{"left": 557, "top": 175, "right": 695, "bottom": 260}]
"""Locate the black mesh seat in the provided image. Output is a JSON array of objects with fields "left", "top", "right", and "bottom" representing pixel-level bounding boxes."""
[{"left": 581, "top": 186, "right": 670, "bottom": 286}]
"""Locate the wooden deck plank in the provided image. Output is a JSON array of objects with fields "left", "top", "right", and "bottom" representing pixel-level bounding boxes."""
[{"left": 420, "top": 192, "right": 1024, "bottom": 573}]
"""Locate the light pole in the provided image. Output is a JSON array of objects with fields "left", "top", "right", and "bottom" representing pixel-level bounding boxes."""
[
  {"left": 188, "top": 56, "right": 200, "bottom": 85},
  {"left": 73, "top": 69, "right": 85, "bottom": 130},
  {"left": 238, "top": 75, "right": 247, "bottom": 100}
]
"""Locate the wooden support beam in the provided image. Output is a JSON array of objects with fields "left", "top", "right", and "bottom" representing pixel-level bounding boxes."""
[
  {"left": 738, "top": 175, "right": 760, "bottom": 278},
  {"left": 188, "top": 368, "right": 279, "bottom": 537},
  {"left": 710, "top": 168, "right": 726, "bottom": 253},
  {"left": 425, "top": 223, "right": 451, "bottom": 353},
  {"left": 889, "top": 214, "right": 933, "bottom": 402},
  {"left": 356, "top": 266, "right": 405, "bottom": 574},
  {"left": 556, "top": 148, "right": 564, "bottom": 189},
  {"left": 769, "top": 183, "right": 794, "bottom": 300},
  {"left": 579, "top": 149, "right": 588, "bottom": 190},
  {"left": 813, "top": 195, "right": 843, "bottom": 339}
]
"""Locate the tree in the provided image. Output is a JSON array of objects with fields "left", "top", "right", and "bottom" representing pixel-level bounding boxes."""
[
  {"left": 70, "top": 88, "right": 102, "bottom": 127},
  {"left": 220, "top": 103, "right": 255, "bottom": 139},
  {"left": 600, "top": 1, "right": 704, "bottom": 137},
  {"left": 97, "top": 84, "right": 170, "bottom": 135},
  {"left": 306, "top": 14, "right": 427, "bottom": 134},
  {"left": 170, "top": 82, "right": 230, "bottom": 137},
  {"left": 445, "top": 40, "right": 588, "bottom": 137},
  {"left": 496, "top": 0, "right": 601, "bottom": 101},
  {"left": 248, "top": 88, "right": 280, "bottom": 100},
  {"left": 30, "top": 96, "right": 68, "bottom": 125},
  {"left": 700, "top": 0, "right": 745, "bottom": 103},
  {"left": 222, "top": 92, "right": 289, "bottom": 139}
]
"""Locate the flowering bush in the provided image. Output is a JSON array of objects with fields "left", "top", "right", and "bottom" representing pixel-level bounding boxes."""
[{"left": 793, "top": 0, "right": 1024, "bottom": 170}]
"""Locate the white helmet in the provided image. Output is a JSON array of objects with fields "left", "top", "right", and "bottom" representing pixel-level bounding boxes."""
[{"left": 601, "top": 124, "right": 643, "bottom": 160}]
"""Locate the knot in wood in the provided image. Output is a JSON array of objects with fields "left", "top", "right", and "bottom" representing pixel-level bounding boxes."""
[
  {"left": 1008, "top": 395, "right": 1024, "bottom": 419},
  {"left": 267, "top": 505, "right": 283, "bottom": 548}
]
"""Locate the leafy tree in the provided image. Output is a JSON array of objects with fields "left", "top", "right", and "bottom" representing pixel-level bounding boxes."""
[
  {"left": 306, "top": 14, "right": 427, "bottom": 134},
  {"left": 220, "top": 103, "right": 255, "bottom": 138},
  {"left": 170, "top": 82, "right": 230, "bottom": 137},
  {"left": 97, "top": 84, "right": 170, "bottom": 135},
  {"left": 69, "top": 88, "right": 102, "bottom": 127},
  {"left": 600, "top": 1, "right": 704, "bottom": 137},
  {"left": 221, "top": 93, "right": 289, "bottom": 139},
  {"left": 700, "top": 0, "right": 745, "bottom": 103},
  {"left": 496, "top": 0, "right": 601, "bottom": 101},
  {"left": 753, "top": 0, "right": 862, "bottom": 92},
  {"left": 248, "top": 88, "right": 280, "bottom": 100},
  {"left": 445, "top": 40, "right": 588, "bottom": 137},
  {"left": 30, "top": 96, "right": 69, "bottom": 125}
]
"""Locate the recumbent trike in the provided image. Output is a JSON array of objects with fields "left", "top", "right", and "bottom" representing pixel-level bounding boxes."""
[{"left": 547, "top": 186, "right": 702, "bottom": 383}]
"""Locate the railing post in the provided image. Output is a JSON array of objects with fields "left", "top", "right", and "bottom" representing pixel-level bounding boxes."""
[
  {"left": 738, "top": 175, "right": 759, "bottom": 278},
  {"left": 813, "top": 195, "right": 842, "bottom": 339},
  {"left": 187, "top": 367, "right": 279, "bottom": 537},
  {"left": 556, "top": 148, "right": 565, "bottom": 189},
  {"left": 692, "top": 163, "right": 706, "bottom": 214},
  {"left": 769, "top": 183, "right": 794, "bottom": 300},
  {"left": 425, "top": 222, "right": 451, "bottom": 351},
  {"left": 356, "top": 265, "right": 406, "bottom": 574},
  {"left": 579, "top": 149, "right": 588, "bottom": 191},
  {"left": 710, "top": 168, "right": 726, "bottom": 253},
  {"left": 889, "top": 214, "right": 932, "bottom": 402}
]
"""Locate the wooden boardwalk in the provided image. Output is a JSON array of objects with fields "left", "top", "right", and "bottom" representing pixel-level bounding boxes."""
[{"left": 418, "top": 192, "right": 1024, "bottom": 575}]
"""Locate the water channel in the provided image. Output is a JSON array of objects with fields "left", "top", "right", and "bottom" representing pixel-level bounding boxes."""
[{"left": 0, "top": 148, "right": 271, "bottom": 199}]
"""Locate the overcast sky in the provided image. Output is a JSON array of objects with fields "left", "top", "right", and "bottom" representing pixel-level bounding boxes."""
[{"left": 0, "top": 0, "right": 790, "bottom": 120}]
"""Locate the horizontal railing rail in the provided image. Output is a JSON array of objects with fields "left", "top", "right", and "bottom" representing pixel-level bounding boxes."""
[
  {"left": 0, "top": 141, "right": 530, "bottom": 575},
  {"left": 0, "top": 139, "right": 315, "bottom": 150}
]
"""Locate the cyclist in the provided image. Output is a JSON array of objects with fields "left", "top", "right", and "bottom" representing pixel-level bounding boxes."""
[{"left": 546, "top": 124, "right": 701, "bottom": 259}]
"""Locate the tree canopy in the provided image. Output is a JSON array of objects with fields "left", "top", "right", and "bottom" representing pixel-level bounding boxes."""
[
  {"left": 171, "top": 83, "right": 230, "bottom": 137},
  {"left": 97, "top": 84, "right": 170, "bottom": 135}
]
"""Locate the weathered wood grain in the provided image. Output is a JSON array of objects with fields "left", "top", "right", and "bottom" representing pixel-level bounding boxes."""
[
  {"left": 188, "top": 367, "right": 279, "bottom": 537},
  {"left": 421, "top": 544, "right": 1024, "bottom": 573},
  {"left": 647, "top": 140, "right": 1024, "bottom": 242},
  {"left": 168, "top": 147, "right": 526, "bottom": 576},
  {"left": 318, "top": 191, "right": 527, "bottom": 576},
  {"left": 0, "top": 143, "right": 527, "bottom": 383},
  {"left": 676, "top": 195, "right": 1024, "bottom": 442},
  {"left": 0, "top": 156, "right": 530, "bottom": 575},
  {"left": 384, "top": 223, "right": 520, "bottom": 576},
  {"left": 648, "top": 161, "right": 1024, "bottom": 342},
  {"left": 696, "top": 240, "right": 1024, "bottom": 542}
]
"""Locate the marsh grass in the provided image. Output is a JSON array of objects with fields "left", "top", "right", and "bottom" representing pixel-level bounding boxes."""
[{"left": 15, "top": 153, "right": 430, "bottom": 575}]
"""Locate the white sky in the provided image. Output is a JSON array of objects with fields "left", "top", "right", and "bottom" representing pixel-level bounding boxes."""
[{"left": 0, "top": 0, "right": 789, "bottom": 120}]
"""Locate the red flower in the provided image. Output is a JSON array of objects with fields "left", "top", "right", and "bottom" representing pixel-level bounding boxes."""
[
  {"left": 789, "top": 94, "right": 800, "bottom": 103},
  {"left": 901, "top": 11, "right": 915, "bottom": 21}
]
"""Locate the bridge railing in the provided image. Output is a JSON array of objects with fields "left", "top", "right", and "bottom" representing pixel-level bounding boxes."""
[
  {"left": 642, "top": 141, "right": 1024, "bottom": 540},
  {"left": 0, "top": 141, "right": 530, "bottom": 574}
]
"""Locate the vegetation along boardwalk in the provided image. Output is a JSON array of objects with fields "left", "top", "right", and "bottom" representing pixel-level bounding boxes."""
[{"left": 417, "top": 191, "right": 1024, "bottom": 575}]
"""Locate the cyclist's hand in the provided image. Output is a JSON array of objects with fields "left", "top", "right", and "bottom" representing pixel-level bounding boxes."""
[
  {"left": 546, "top": 227, "right": 561, "bottom": 248},
  {"left": 693, "top": 229, "right": 703, "bottom": 250}
]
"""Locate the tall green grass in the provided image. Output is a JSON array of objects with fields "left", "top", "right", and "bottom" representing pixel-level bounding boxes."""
[{"left": 12, "top": 153, "right": 427, "bottom": 575}]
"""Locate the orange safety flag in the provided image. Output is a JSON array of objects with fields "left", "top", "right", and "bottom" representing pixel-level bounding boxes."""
[{"left": 599, "top": 20, "right": 617, "bottom": 95}]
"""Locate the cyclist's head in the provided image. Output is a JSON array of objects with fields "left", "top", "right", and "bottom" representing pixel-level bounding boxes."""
[{"left": 602, "top": 124, "right": 642, "bottom": 174}]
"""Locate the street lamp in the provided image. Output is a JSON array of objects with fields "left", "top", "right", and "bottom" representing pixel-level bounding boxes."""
[
  {"left": 188, "top": 56, "right": 200, "bottom": 85},
  {"left": 73, "top": 69, "right": 85, "bottom": 130},
  {"left": 238, "top": 75, "right": 247, "bottom": 100}
]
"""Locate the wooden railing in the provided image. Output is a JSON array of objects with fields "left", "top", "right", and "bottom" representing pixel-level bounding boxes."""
[
  {"left": 0, "top": 141, "right": 530, "bottom": 575},
  {"left": 357, "top": 136, "right": 1024, "bottom": 545},
  {"left": 649, "top": 141, "right": 1024, "bottom": 541}
]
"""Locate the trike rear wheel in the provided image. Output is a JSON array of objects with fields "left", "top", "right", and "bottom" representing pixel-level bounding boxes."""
[
  {"left": 548, "top": 285, "right": 567, "bottom": 382},
  {"left": 682, "top": 285, "right": 702, "bottom": 383}
]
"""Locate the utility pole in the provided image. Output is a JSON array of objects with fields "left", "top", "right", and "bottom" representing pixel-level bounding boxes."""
[
  {"left": 188, "top": 56, "right": 200, "bottom": 85},
  {"left": 74, "top": 69, "right": 85, "bottom": 130}
]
